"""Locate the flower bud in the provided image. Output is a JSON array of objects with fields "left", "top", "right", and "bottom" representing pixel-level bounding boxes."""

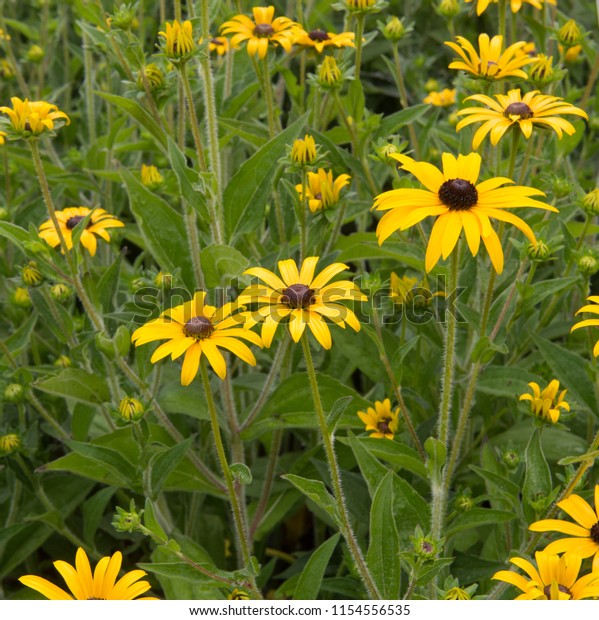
[
  {"left": 119, "top": 397, "right": 145, "bottom": 422},
  {"left": 291, "top": 135, "right": 317, "bottom": 166},
  {"left": 50, "top": 283, "right": 71, "bottom": 302},
  {"left": 551, "top": 176, "right": 572, "bottom": 199},
  {"left": 455, "top": 493, "right": 474, "bottom": 512},
  {"left": 12, "top": 287, "right": 31, "bottom": 308},
  {"left": 0, "top": 433, "right": 20, "bottom": 454},
  {"left": 0, "top": 59, "right": 15, "bottom": 80},
  {"left": 410, "top": 530, "right": 440, "bottom": 560},
  {"left": 562, "top": 44, "right": 582, "bottom": 63},
  {"left": 154, "top": 271, "right": 172, "bottom": 288},
  {"left": 578, "top": 255, "right": 599, "bottom": 277},
  {"left": 21, "top": 261, "right": 43, "bottom": 287},
  {"left": 114, "top": 325, "right": 131, "bottom": 357},
  {"left": 582, "top": 189, "right": 599, "bottom": 216},
  {"left": 527, "top": 240, "right": 551, "bottom": 262},
  {"left": 502, "top": 449, "right": 520, "bottom": 469},
  {"left": 437, "top": 0, "right": 460, "bottom": 18},
  {"left": 318, "top": 56, "right": 342, "bottom": 88},
  {"left": 557, "top": 20, "right": 583, "bottom": 47},
  {"left": 137, "top": 64, "right": 165, "bottom": 91},
  {"left": 425, "top": 78, "right": 440, "bottom": 92},
  {"left": 228, "top": 589, "right": 251, "bottom": 600},
  {"left": 346, "top": 0, "right": 376, "bottom": 10},
  {"left": 54, "top": 354, "right": 72, "bottom": 368},
  {"left": 373, "top": 141, "right": 400, "bottom": 164},
  {"left": 26, "top": 45, "right": 44, "bottom": 63},
  {"left": 528, "top": 54, "right": 554, "bottom": 87},
  {"left": 141, "top": 164, "right": 164, "bottom": 190},
  {"left": 4, "top": 383, "right": 24, "bottom": 403},
  {"left": 382, "top": 17, "right": 405, "bottom": 41},
  {"left": 445, "top": 587, "right": 471, "bottom": 600},
  {"left": 0, "top": 207, "right": 8, "bottom": 220},
  {"left": 110, "top": 4, "right": 137, "bottom": 30},
  {"left": 112, "top": 500, "right": 143, "bottom": 532}
]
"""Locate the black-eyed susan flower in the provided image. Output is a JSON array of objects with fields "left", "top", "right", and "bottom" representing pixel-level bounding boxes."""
[
  {"left": 317, "top": 56, "right": 343, "bottom": 88},
  {"left": 445, "top": 34, "right": 535, "bottom": 80},
  {"left": 131, "top": 292, "right": 262, "bottom": 384},
  {"left": 294, "top": 28, "right": 355, "bottom": 53},
  {"left": 0, "top": 97, "right": 69, "bottom": 137},
  {"left": 558, "top": 20, "right": 583, "bottom": 48},
  {"left": 158, "top": 20, "right": 196, "bottom": 60},
  {"left": 493, "top": 551, "right": 599, "bottom": 599},
  {"left": 38, "top": 206, "right": 124, "bottom": 256},
  {"left": 571, "top": 297, "right": 599, "bottom": 357},
  {"left": 19, "top": 547, "right": 158, "bottom": 600},
  {"left": 208, "top": 36, "right": 231, "bottom": 56},
  {"left": 529, "top": 486, "right": 599, "bottom": 569},
  {"left": 239, "top": 257, "right": 366, "bottom": 349},
  {"left": 220, "top": 6, "right": 298, "bottom": 59},
  {"left": 423, "top": 88, "right": 456, "bottom": 107},
  {"left": 465, "top": 0, "right": 555, "bottom": 15},
  {"left": 228, "top": 588, "right": 251, "bottom": 600},
  {"left": 291, "top": 134, "right": 317, "bottom": 166},
  {"left": 519, "top": 380, "right": 570, "bottom": 424},
  {"left": 373, "top": 152, "right": 556, "bottom": 273},
  {"left": 141, "top": 164, "right": 164, "bottom": 190},
  {"left": 0, "top": 433, "right": 20, "bottom": 453},
  {"left": 296, "top": 169, "right": 351, "bottom": 213},
  {"left": 357, "top": 399, "right": 399, "bottom": 439},
  {"left": 456, "top": 89, "right": 588, "bottom": 149}
]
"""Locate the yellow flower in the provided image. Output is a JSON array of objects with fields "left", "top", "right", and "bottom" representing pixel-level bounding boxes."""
[
  {"left": 445, "top": 34, "right": 535, "bottom": 80},
  {"left": 456, "top": 89, "right": 588, "bottom": 149},
  {"left": 373, "top": 152, "right": 556, "bottom": 273},
  {"left": 445, "top": 587, "right": 471, "bottom": 600},
  {"left": 390, "top": 273, "right": 419, "bottom": 306},
  {"left": 357, "top": 399, "right": 399, "bottom": 439},
  {"left": 38, "top": 206, "right": 124, "bottom": 256},
  {"left": 293, "top": 28, "right": 355, "bottom": 53},
  {"left": 12, "top": 287, "right": 31, "bottom": 307},
  {"left": 423, "top": 88, "right": 456, "bottom": 107},
  {"left": 465, "top": 0, "right": 555, "bottom": 15},
  {"left": 0, "top": 130, "right": 6, "bottom": 144},
  {"left": 208, "top": 36, "right": 231, "bottom": 56},
  {"left": 296, "top": 169, "right": 351, "bottom": 213},
  {"left": 19, "top": 547, "right": 158, "bottom": 600},
  {"left": 54, "top": 355, "right": 72, "bottom": 368},
  {"left": 0, "top": 97, "right": 70, "bottom": 137},
  {"left": 529, "top": 486, "right": 599, "bottom": 570},
  {"left": 519, "top": 380, "right": 570, "bottom": 424},
  {"left": 318, "top": 56, "right": 343, "bottom": 88},
  {"left": 291, "top": 134, "right": 317, "bottom": 166},
  {"left": 571, "top": 296, "right": 599, "bottom": 357},
  {"left": 220, "top": 6, "right": 298, "bottom": 59},
  {"left": 228, "top": 588, "right": 251, "bottom": 600},
  {"left": 22, "top": 261, "right": 43, "bottom": 286},
  {"left": 141, "top": 164, "right": 164, "bottom": 189},
  {"left": 528, "top": 54, "right": 555, "bottom": 86},
  {"left": 158, "top": 20, "right": 196, "bottom": 59},
  {"left": 560, "top": 44, "right": 583, "bottom": 63},
  {"left": 239, "top": 257, "right": 366, "bottom": 349},
  {"left": 131, "top": 292, "right": 262, "bottom": 384},
  {"left": 493, "top": 551, "right": 599, "bottom": 599},
  {"left": 0, "top": 433, "right": 20, "bottom": 453}
]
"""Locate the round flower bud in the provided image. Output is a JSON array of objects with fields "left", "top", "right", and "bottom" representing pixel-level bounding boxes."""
[
  {"left": 502, "top": 450, "right": 520, "bottom": 469},
  {"left": 50, "top": 283, "right": 71, "bottom": 302},
  {"left": 119, "top": 397, "right": 145, "bottom": 422},
  {"left": 0, "top": 433, "right": 20, "bottom": 454},
  {"left": 110, "top": 4, "right": 137, "bottom": 30},
  {"left": 12, "top": 287, "right": 31, "bottom": 308},
  {"left": 557, "top": 20, "right": 583, "bottom": 47},
  {"left": 26, "top": 45, "right": 44, "bottom": 63},
  {"left": 425, "top": 78, "right": 440, "bottom": 92},
  {"left": 129, "top": 277, "right": 147, "bottom": 293},
  {"left": 4, "top": 383, "right": 24, "bottom": 403},
  {"left": 581, "top": 189, "right": 599, "bottom": 216},
  {"left": 527, "top": 240, "right": 551, "bottom": 262},
  {"left": 291, "top": 135, "right": 317, "bottom": 166},
  {"left": 445, "top": 587, "right": 471, "bottom": 600},
  {"left": 448, "top": 112, "right": 459, "bottom": 127},
  {"left": 577, "top": 255, "right": 599, "bottom": 277},
  {"left": 455, "top": 493, "right": 474, "bottom": 512},
  {"left": 346, "top": 0, "right": 376, "bottom": 10},
  {"left": 437, "top": 0, "right": 460, "bottom": 18},
  {"left": 382, "top": 17, "right": 406, "bottom": 41},
  {"left": 137, "top": 64, "right": 165, "bottom": 92},
  {"left": 54, "top": 354, "right": 72, "bottom": 368},
  {"left": 551, "top": 176, "right": 572, "bottom": 199},
  {"left": 413, "top": 535, "right": 439, "bottom": 560},
  {"left": 22, "top": 261, "right": 43, "bottom": 287},
  {"left": 374, "top": 142, "right": 400, "bottom": 164},
  {"left": 318, "top": 56, "right": 342, "bottom": 89},
  {"left": 141, "top": 164, "right": 164, "bottom": 190},
  {"left": 0, "top": 207, "right": 8, "bottom": 220}
]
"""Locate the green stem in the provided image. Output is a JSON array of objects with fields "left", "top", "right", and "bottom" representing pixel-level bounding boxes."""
[
  {"left": 301, "top": 334, "right": 382, "bottom": 599},
  {"left": 179, "top": 67, "right": 208, "bottom": 172},
  {"left": 300, "top": 169, "right": 308, "bottom": 262},
  {"left": 260, "top": 54, "right": 279, "bottom": 138},
  {"left": 82, "top": 32, "right": 97, "bottom": 145},
  {"left": 391, "top": 45, "right": 419, "bottom": 158},
  {"left": 354, "top": 14, "right": 365, "bottom": 81},
  {"left": 200, "top": 360, "right": 256, "bottom": 590},
  {"left": 581, "top": 51, "right": 599, "bottom": 110},
  {"left": 498, "top": 0, "right": 507, "bottom": 43},
  {"left": 517, "top": 135, "right": 535, "bottom": 185},
  {"left": 324, "top": 200, "right": 348, "bottom": 256}
]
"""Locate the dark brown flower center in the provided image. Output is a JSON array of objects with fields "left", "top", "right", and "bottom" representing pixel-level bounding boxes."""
[
  {"left": 66, "top": 215, "right": 88, "bottom": 229},
  {"left": 309, "top": 29, "right": 330, "bottom": 42},
  {"left": 590, "top": 521, "right": 599, "bottom": 543},
  {"left": 315, "top": 192, "right": 323, "bottom": 200},
  {"left": 377, "top": 417, "right": 393, "bottom": 434},
  {"left": 211, "top": 38, "right": 223, "bottom": 45},
  {"left": 87, "top": 597, "right": 107, "bottom": 600},
  {"left": 505, "top": 101, "right": 533, "bottom": 119},
  {"left": 281, "top": 284, "right": 315, "bottom": 309},
  {"left": 253, "top": 23, "right": 274, "bottom": 37},
  {"left": 543, "top": 583, "right": 571, "bottom": 599},
  {"left": 183, "top": 315, "right": 214, "bottom": 339},
  {"left": 438, "top": 178, "right": 479, "bottom": 211}
]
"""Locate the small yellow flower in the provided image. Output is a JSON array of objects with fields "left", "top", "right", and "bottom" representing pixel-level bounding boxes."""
[
  {"left": 445, "top": 587, "right": 471, "bottom": 600},
  {"left": 465, "top": 0, "right": 556, "bottom": 15},
  {"left": 158, "top": 20, "right": 196, "bottom": 59},
  {"left": 291, "top": 134, "right": 317, "bottom": 166},
  {"left": 220, "top": 6, "right": 298, "bottom": 59},
  {"left": 0, "top": 97, "right": 70, "bottom": 137},
  {"left": 0, "top": 434, "right": 20, "bottom": 453},
  {"left": 296, "top": 169, "right": 351, "bottom": 213},
  {"left": 493, "top": 551, "right": 599, "bottom": 599},
  {"left": 445, "top": 34, "right": 535, "bottom": 80},
  {"left": 131, "top": 292, "right": 263, "bottom": 384},
  {"left": 228, "top": 588, "right": 251, "bottom": 600},
  {"left": 519, "top": 380, "right": 570, "bottom": 424},
  {"left": 12, "top": 287, "right": 31, "bottom": 307},
  {"left": 317, "top": 56, "right": 343, "bottom": 88},
  {"left": 119, "top": 397, "right": 145, "bottom": 422},
  {"left": 22, "top": 261, "right": 43, "bottom": 286},
  {"left": 357, "top": 399, "right": 400, "bottom": 439},
  {"left": 141, "top": 164, "right": 164, "bottom": 190},
  {"left": 560, "top": 44, "right": 583, "bottom": 63},
  {"left": 54, "top": 355, "right": 72, "bottom": 368},
  {"left": 423, "top": 88, "right": 456, "bottom": 107},
  {"left": 239, "top": 257, "right": 366, "bottom": 349},
  {"left": 38, "top": 206, "right": 124, "bottom": 256},
  {"left": 208, "top": 36, "right": 231, "bottom": 56},
  {"left": 558, "top": 20, "right": 583, "bottom": 47},
  {"left": 19, "top": 547, "right": 158, "bottom": 599},
  {"left": 294, "top": 28, "right": 355, "bottom": 53},
  {"left": 456, "top": 89, "right": 588, "bottom": 150},
  {"left": 529, "top": 486, "right": 599, "bottom": 569},
  {"left": 0, "top": 28, "right": 11, "bottom": 41},
  {"left": 571, "top": 296, "right": 599, "bottom": 357}
]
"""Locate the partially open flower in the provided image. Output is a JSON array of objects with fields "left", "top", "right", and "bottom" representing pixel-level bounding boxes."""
[
  {"left": 0, "top": 97, "right": 70, "bottom": 138},
  {"left": 159, "top": 20, "right": 196, "bottom": 60},
  {"left": 357, "top": 399, "right": 399, "bottom": 439},
  {"left": 291, "top": 134, "right": 317, "bottom": 166},
  {"left": 296, "top": 169, "right": 351, "bottom": 213},
  {"left": 519, "top": 380, "right": 569, "bottom": 424}
]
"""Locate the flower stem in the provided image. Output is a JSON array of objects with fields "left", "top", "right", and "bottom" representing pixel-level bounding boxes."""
[
  {"left": 301, "top": 334, "right": 382, "bottom": 599},
  {"left": 498, "top": 0, "right": 508, "bottom": 43},
  {"left": 260, "top": 54, "right": 279, "bottom": 139},
  {"left": 299, "top": 169, "right": 308, "bottom": 262},
  {"left": 353, "top": 14, "right": 365, "bottom": 81},
  {"left": 178, "top": 67, "right": 208, "bottom": 172},
  {"left": 391, "top": 45, "right": 420, "bottom": 158},
  {"left": 199, "top": 359, "right": 257, "bottom": 591}
]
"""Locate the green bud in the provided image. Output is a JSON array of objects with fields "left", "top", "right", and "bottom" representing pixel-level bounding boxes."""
[
  {"left": 0, "top": 433, "right": 20, "bottom": 454},
  {"left": 119, "top": 396, "right": 145, "bottom": 422},
  {"left": 382, "top": 17, "right": 405, "bottom": 41},
  {"left": 502, "top": 450, "right": 520, "bottom": 469},
  {"left": 4, "top": 383, "right": 25, "bottom": 403},
  {"left": 114, "top": 325, "right": 131, "bottom": 357},
  {"left": 578, "top": 255, "right": 599, "bottom": 277},
  {"left": 557, "top": 20, "right": 583, "bottom": 47},
  {"left": 0, "top": 207, "right": 8, "bottom": 220},
  {"left": 95, "top": 331, "right": 116, "bottom": 358},
  {"left": 582, "top": 189, "right": 599, "bottom": 216},
  {"left": 26, "top": 44, "right": 44, "bottom": 63},
  {"left": 527, "top": 240, "right": 551, "bottom": 262},
  {"left": 54, "top": 355, "right": 72, "bottom": 368},
  {"left": 112, "top": 500, "right": 144, "bottom": 533},
  {"left": 437, "top": 0, "right": 460, "bottom": 18},
  {"left": 12, "top": 287, "right": 31, "bottom": 308},
  {"left": 22, "top": 261, "right": 43, "bottom": 287},
  {"left": 455, "top": 493, "right": 474, "bottom": 512},
  {"left": 50, "top": 283, "right": 71, "bottom": 302}
]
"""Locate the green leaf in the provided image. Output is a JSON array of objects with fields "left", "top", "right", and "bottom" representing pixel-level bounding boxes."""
[
  {"left": 224, "top": 114, "right": 307, "bottom": 240},
  {"left": 2, "top": 312, "right": 37, "bottom": 358},
  {"left": 97, "top": 92, "right": 167, "bottom": 153},
  {"left": 167, "top": 137, "right": 209, "bottom": 220},
  {"left": 367, "top": 472, "right": 401, "bottom": 599},
  {"left": 121, "top": 167, "right": 195, "bottom": 289},
  {"left": 469, "top": 465, "right": 520, "bottom": 498},
  {"left": 230, "top": 463, "right": 253, "bottom": 485},
  {"left": 66, "top": 440, "right": 137, "bottom": 483},
  {"left": 327, "top": 396, "right": 353, "bottom": 434},
  {"left": 446, "top": 508, "right": 516, "bottom": 538},
  {"left": 144, "top": 498, "right": 168, "bottom": 543},
  {"left": 523, "top": 428, "right": 551, "bottom": 503},
  {"left": 33, "top": 368, "right": 110, "bottom": 404},
  {"left": 0, "top": 221, "right": 29, "bottom": 251},
  {"left": 342, "top": 438, "right": 427, "bottom": 479},
  {"left": 281, "top": 474, "right": 337, "bottom": 519},
  {"left": 96, "top": 252, "right": 122, "bottom": 313},
  {"left": 150, "top": 437, "right": 194, "bottom": 497},
  {"left": 521, "top": 277, "right": 579, "bottom": 313},
  {"left": 533, "top": 335, "right": 598, "bottom": 414},
  {"left": 83, "top": 486, "right": 117, "bottom": 545},
  {"left": 200, "top": 244, "right": 249, "bottom": 288},
  {"left": 476, "top": 365, "right": 540, "bottom": 398},
  {"left": 294, "top": 533, "right": 340, "bottom": 600},
  {"left": 375, "top": 104, "right": 430, "bottom": 140}
]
